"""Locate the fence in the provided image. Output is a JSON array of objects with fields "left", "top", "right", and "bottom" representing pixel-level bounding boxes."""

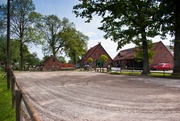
[{"left": 11, "top": 71, "right": 41, "bottom": 121}]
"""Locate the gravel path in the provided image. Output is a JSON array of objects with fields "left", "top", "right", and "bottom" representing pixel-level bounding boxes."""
[{"left": 15, "top": 71, "right": 180, "bottom": 121}]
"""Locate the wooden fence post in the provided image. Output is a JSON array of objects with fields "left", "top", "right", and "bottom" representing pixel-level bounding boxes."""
[
  {"left": 11, "top": 76, "right": 15, "bottom": 108},
  {"left": 15, "top": 89, "right": 22, "bottom": 121}
]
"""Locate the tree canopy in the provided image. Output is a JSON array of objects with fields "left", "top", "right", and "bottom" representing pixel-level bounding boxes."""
[
  {"left": 158, "top": 0, "right": 180, "bottom": 75},
  {"left": 99, "top": 54, "right": 108, "bottom": 64},
  {"left": 0, "top": 36, "right": 20, "bottom": 65},
  {"left": 73, "top": 0, "right": 160, "bottom": 74},
  {"left": 0, "top": 0, "right": 43, "bottom": 71},
  {"left": 64, "top": 29, "right": 88, "bottom": 65},
  {"left": 39, "top": 15, "right": 88, "bottom": 63}
]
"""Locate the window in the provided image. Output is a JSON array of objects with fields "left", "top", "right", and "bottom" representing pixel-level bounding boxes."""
[
  {"left": 160, "top": 54, "right": 163, "bottom": 58},
  {"left": 164, "top": 53, "right": 167, "bottom": 58},
  {"left": 53, "top": 58, "right": 56, "bottom": 62},
  {"left": 156, "top": 53, "right": 158, "bottom": 58},
  {"left": 94, "top": 53, "right": 96, "bottom": 57}
]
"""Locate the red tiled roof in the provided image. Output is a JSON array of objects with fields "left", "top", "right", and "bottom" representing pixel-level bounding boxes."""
[
  {"left": 113, "top": 48, "right": 135, "bottom": 61},
  {"left": 82, "top": 44, "right": 99, "bottom": 61},
  {"left": 82, "top": 43, "right": 113, "bottom": 61},
  {"left": 113, "top": 41, "right": 170, "bottom": 61},
  {"left": 43, "top": 55, "right": 61, "bottom": 64}
]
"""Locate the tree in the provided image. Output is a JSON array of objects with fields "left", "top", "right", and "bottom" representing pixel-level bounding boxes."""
[
  {"left": 40, "top": 15, "right": 75, "bottom": 57},
  {"left": 24, "top": 52, "right": 41, "bottom": 67},
  {"left": 57, "top": 56, "right": 66, "bottom": 63},
  {"left": 0, "top": 5, "right": 6, "bottom": 34},
  {"left": 73, "top": 0, "right": 160, "bottom": 74},
  {"left": 0, "top": 36, "right": 20, "bottom": 67},
  {"left": 64, "top": 29, "right": 88, "bottom": 65},
  {"left": 88, "top": 57, "right": 93, "bottom": 64},
  {"left": 99, "top": 54, "right": 108, "bottom": 66},
  {"left": 1, "top": 0, "right": 44, "bottom": 71},
  {"left": 158, "top": 0, "right": 180, "bottom": 75},
  {"left": 88, "top": 57, "right": 93, "bottom": 67},
  {"left": 134, "top": 40, "right": 154, "bottom": 65},
  {"left": 99, "top": 54, "right": 108, "bottom": 72}
]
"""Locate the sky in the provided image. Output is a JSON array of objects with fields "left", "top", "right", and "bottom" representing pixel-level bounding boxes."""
[{"left": 0, "top": 0, "right": 172, "bottom": 60}]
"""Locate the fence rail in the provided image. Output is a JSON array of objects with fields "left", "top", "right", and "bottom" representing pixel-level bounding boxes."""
[{"left": 11, "top": 71, "right": 41, "bottom": 121}]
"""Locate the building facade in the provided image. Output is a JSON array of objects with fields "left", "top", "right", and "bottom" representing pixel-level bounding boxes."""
[
  {"left": 43, "top": 55, "right": 61, "bottom": 71},
  {"left": 80, "top": 43, "right": 113, "bottom": 68},
  {"left": 43, "top": 55, "right": 75, "bottom": 71},
  {"left": 113, "top": 41, "right": 174, "bottom": 69}
]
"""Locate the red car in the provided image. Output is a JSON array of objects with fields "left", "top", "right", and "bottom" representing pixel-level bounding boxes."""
[{"left": 152, "top": 63, "right": 171, "bottom": 70}]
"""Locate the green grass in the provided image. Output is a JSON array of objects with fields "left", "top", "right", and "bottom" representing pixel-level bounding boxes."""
[
  {"left": 109, "top": 71, "right": 141, "bottom": 75},
  {"left": 149, "top": 72, "right": 172, "bottom": 77},
  {"left": 109, "top": 70, "right": 180, "bottom": 78},
  {"left": 0, "top": 72, "right": 15, "bottom": 121}
]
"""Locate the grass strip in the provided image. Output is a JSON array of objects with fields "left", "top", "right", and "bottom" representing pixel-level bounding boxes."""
[{"left": 0, "top": 72, "right": 15, "bottom": 121}]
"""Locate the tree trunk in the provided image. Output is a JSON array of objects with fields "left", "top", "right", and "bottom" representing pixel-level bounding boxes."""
[
  {"left": 172, "top": 0, "right": 180, "bottom": 75},
  {"left": 141, "top": 34, "right": 150, "bottom": 74},
  {"left": 73, "top": 52, "right": 76, "bottom": 65},
  {"left": 20, "top": 42, "right": 23, "bottom": 71}
]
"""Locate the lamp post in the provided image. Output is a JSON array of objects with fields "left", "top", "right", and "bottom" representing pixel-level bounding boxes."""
[{"left": 7, "top": 0, "right": 11, "bottom": 89}]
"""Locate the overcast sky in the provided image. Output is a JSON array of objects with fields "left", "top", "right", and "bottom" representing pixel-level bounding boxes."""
[{"left": 1, "top": 0, "right": 172, "bottom": 60}]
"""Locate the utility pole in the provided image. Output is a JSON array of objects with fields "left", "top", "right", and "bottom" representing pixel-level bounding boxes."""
[{"left": 7, "top": 0, "right": 11, "bottom": 89}]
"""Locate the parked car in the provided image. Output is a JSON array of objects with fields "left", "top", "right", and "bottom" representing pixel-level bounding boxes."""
[{"left": 151, "top": 63, "right": 171, "bottom": 70}]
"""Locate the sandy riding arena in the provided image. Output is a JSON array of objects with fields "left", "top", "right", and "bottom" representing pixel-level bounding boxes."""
[{"left": 15, "top": 71, "right": 180, "bottom": 121}]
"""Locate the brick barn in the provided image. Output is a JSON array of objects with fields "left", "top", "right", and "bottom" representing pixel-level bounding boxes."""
[
  {"left": 80, "top": 42, "right": 113, "bottom": 68},
  {"left": 43, "top": 55, "right": 61, "bottom": 71},
  {"left": 113, "top": 41, "right": 174, "bottom": 69},
  {"left": 43, "top": 55, "right": 75, "bottom": 71}
]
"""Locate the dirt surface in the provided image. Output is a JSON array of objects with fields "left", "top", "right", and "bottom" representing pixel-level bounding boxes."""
[{"left": 15, "top": 71, "right": 180, "bottom": 121}]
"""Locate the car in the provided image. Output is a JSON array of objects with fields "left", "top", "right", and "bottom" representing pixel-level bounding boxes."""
[{"left": 151, "top": 63, "right": 171, "bottom": 70}]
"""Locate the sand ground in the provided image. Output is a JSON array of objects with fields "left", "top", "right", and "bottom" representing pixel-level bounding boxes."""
[{"left": 15, "top": 71, "right": 180, "bottom": 121}]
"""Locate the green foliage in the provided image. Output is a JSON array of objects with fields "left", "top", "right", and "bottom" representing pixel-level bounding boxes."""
[
  {"left": 73, "top": 0, "right": 160, "bottom": 49},
  {"left": 40, "top": 15, "right": 88, "bottom": 62},
  {"left": 99, "top": 54, "right": 108, "bottom": 64},
  {"left": 0, "top": 36, "right": 20, "bottom": 65},
  {"left": 0, "top": 36, "right": 41, "bottom": 70},
  {"left": 87, "top": 58, "right": 93, "bottom": 64},
  {"left": 64, "top": 29, "right": 88, "bottom": 65},
  {"left": 0, "top": 73, "right": 15, "bottom": 121},
  {"left": 73, "top": 0, "right": 160, "bottom": 74},
  {"left": 40, "top": 15, "right": 73, "bottom": 56},
  {"left": 9, "top": 0, "right": 43, "bottom": 70},
  {"left": 24, "top": 52, "right": 41, "bottom": 66},
  {"left": 58, "top": 56, "right": 66, "bottom": 63},
  {"left": 158, "top": 0, "right": 178, "bottom": 38},
  {"left": 159, "top": 0, "right": 180, "bottom": 74},
  {"left": 134, "top": 41, "right": 154, "bottom": 63}
]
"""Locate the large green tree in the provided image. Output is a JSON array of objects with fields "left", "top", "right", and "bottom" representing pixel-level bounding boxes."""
[
  {"left": 40, "top": 15, "right": 88, "bottom": 63},
  {"left": 73, "top": 0, "right": 160, "bottom": 74},
  {"left": 159, "top": 0, "right": 180, "bottom": 75},
  {"left": 24, "top": 52, "right": 41, "bottom": 67},
  {"left": 0, "top": 0, "right": 43, "bottom": 71},
  {"left": 39, "top": 15, "right": 75, "bottom": 57},
  {"left": 0, "top": 36, "right": 20, "bottom": 67},
  {"left": 99, "top": 54, "right": 108, "bottom": 66},
  {"left": 64, "top": 29, "right": 88, "bottom": 65}
]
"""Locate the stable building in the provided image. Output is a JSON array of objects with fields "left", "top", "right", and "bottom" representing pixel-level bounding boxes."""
[
  {"left": 80, "top": 42, "right": 113, "bottom": 68},
  {"left": 113, "top": 41, "right": 174, "bottom": 69},
  {"left": 43, "top": 55, "right": 61, "bottom": 71},
  {"left": 43, "top": 55, "right": 75, "bottom": 71}
]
